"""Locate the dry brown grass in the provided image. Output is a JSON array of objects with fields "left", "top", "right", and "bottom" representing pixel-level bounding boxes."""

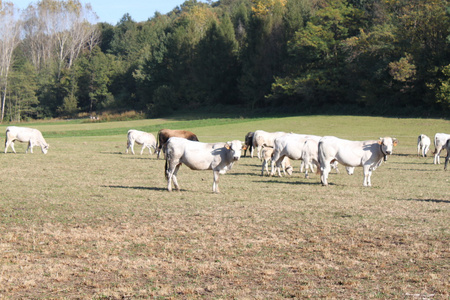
[{"left": 0, "top": 116, "right": 448, "bottom": 299}]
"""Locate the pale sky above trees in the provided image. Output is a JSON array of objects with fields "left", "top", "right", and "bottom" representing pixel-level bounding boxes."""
[{"left": 11, "top": 0, "right": 207, "bottom": 24}]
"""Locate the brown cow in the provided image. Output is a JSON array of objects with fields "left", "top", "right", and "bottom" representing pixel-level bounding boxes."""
[{"left": 156, "top": 129, "right": 199, "bottom": 159}]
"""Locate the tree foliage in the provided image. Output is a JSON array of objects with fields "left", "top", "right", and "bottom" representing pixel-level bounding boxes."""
[{"left": 2, "top": 0, "right": 450, "bottom": 121}]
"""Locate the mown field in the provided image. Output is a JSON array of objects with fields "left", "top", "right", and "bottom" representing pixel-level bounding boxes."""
[{"left": 0, "top": 115, "right": 448, "bottom": 299}]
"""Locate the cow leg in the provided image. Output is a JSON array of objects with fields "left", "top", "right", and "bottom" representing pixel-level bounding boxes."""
[
  {"left": 261, "top": 159, "right": 267, "bottom": 176},
  {"left": 140, "top": 144, "right": 145, "bottom": 155},
  {"left": 363, "top": 165, "right": 372, "bottom": 186},
  {"left": 26, "top": 142, "right": 33, "bottom": 154},
  {"left": 130, "top": 141, "right": 135, "bottom": 155},
  {"left": 434, "top": 149, "right": 441, "bottom": 164},
  {"left": 167, "top": 162, "right": 181, "bottom": 191},
  {"left": 212, "top": 170, "right": 220, "bottom": 193},
  {"left": 304, "top": 160, "right": 310, "bottom": 179},
  {"left": 257, "top": 146, "right": 262, "bottom": 160},
  {"left": 5, "top": 140, "right": 14, "bottom": 154},
  {"left": 445, "top": 154, "right": 449, "bottom": 171}
]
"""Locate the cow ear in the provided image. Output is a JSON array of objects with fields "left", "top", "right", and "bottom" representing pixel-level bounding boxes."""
[
  {"left": 378, "top": 139, "right": 383, "bottom": 145},
  {"left": 225, "top": 143, "right": 231, "bottom": 150},
  {"left": 393, "top": 138, "right": 398, "bottom": 146}
]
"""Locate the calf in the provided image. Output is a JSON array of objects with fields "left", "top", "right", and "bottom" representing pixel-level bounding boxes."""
[
  {"left": 260, "top": 146, "right": 292, "bottom": 176},
  {"left": 126, "top": 129, "right": 156, "bottom": 155},
  {"left": 5, "top": 126, "right": 49, "bottom": 154},
  {"left": 165, "top": 137, "right": 245, "bottom": 193}
]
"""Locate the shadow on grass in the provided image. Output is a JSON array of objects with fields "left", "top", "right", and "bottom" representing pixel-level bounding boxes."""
[
  {"left": 104, "top": 185, "right": 167, "bottom": 191},
  {"left": 399, "top": 198, "right": 450, "bottom": 204},
  {"left": 257, "top": 179, "right": 324, "bottom": 186}
]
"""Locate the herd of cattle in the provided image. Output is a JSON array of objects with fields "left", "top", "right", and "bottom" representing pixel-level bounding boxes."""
[{"left": 3, "top": 126, "right": 450, "bottom": 193}]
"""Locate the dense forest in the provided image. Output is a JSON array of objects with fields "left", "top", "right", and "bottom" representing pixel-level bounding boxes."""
[{"left": 1, "top": 0, "right": 450, "bottom": 121}]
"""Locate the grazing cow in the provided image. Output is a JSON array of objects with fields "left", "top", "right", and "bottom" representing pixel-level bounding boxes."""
[
  {"left": 126, "top": 129, "right": 156, "bottom": 155},
  {"left": 318, "top": 136, "right": 398, "bottom": 186},
  {"left": 444, "top": 139, "right": 450, "bottom": 171},
  {"left": 165, "top": 137, "right": 245, "bottom": 193},
  {"left": 156, "top": 129, "right": 199, "bottom": 159},
  {"left": 260, "top": 146, "right": 292, "bottom": 176},
  {"left": 270, "top": 133, "right": 322, "bottom": 177},
  {"left": 252, "top": 130, "right": 287, "bottom": 159},
  {"left": 417, "top": 134, "right": 431, "bottom": 157},
  {"left": 433, "top": 133, "right": 450, "bottom": 164},
  {"left": 5, "top": 126, "right": 49, "bottom": 154},
  {"left": 243, "top": 132, "right": 254, "bottom": 157}
]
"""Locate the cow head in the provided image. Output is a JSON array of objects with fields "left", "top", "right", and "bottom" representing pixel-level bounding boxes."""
[
  {"left": 378, "top": 137, "right": 397, "bottom": 160},
  {"left": 225, "top": 140, "right": 244, "bottom": 161},
  {"left": 42, "top": 144, "right": 49, "bottom": 154}
]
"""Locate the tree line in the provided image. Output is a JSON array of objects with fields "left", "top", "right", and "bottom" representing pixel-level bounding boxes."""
[{"left": 1, "top": 0, "right": 449, "bottom": 122}]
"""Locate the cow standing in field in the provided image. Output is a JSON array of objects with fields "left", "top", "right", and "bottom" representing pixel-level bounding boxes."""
[
  {"left": 156, "top": 129, "right": 199, "bottom": 159},
  {"left": 252, "top": 130, "right": 287, "bottom": 159},
  {"left": 165, "top": 137, "right": 245, "bottom": 193},
  {"left": 318, "top": 136, "right": 398, "bottom": 187},
  {"left": 243, "top": 132, "right": 254, "bottom": 157},
  {"left": 4, "top": 126, "right": 49, "bottom": 154},
  {"left": 126, "top": 129, "right": 157, "bottom": 155},
  {"left": 417, "top": 134, "right": 431, "bottom": 157},
  {"left": 433, "top": 133, "right": 450, "bottom": 164},
  {"left": 270, "top": 133, "right": 321, "bottom": 178}
]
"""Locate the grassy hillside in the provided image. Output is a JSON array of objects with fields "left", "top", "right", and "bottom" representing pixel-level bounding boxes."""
[{"left": 0, "top": 115, "right": 448, "bottom": 298}]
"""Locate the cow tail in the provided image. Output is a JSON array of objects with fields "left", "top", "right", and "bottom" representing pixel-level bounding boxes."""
[
  {"left": 5, "top": 128, "right": 9, "bottom": 147},
  {"left": 317, "top": 141, "right": 324, "bottom": 174},
  {"left": 156, "top": 131, "right": 161, "bottom": 151},
  {"left": 165, "top": 158, "right": 168, "bottom": 179}
]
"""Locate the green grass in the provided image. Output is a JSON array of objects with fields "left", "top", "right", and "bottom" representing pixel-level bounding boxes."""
[{"left": 0, "top": 115, "right": 448, "bottom": 299}]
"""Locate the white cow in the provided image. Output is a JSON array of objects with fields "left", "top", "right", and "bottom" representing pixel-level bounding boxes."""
[
  {"left": 318, "top": 136, "right": 397, "bottom": 186},
  {"left": 165, "top": 137, "right": 245, "bottom": 193},
  {"left": 433, "top": 133, "right": 450, "bottom": 164},
  {"left": 126, "top": 129, "right": 157, "bottom": 155},
  {"left": 260, "top": 146, "right": 292, "bottom": 176},
  {"left": 252, "top": 130, "right": 287, "bottom": 159},
  {"left": 270, "top": 133, "right": 322, "bottom": 177},
  {"left": 4, "top": 126, "right": 49, "bottom": 154},
  {"left": 417, "top": 134, "right": 431, "bottom": 157}
]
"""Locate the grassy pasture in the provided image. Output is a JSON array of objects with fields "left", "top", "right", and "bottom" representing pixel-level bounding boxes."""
[{"left": 0, "top": 115, "right": 448, "bottom": 299}]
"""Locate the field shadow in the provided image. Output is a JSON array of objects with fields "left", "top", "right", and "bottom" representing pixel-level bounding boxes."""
[
  {"left": 257, "top": 179, "right": 323, "bottom": 186},
  {"left": 121, "top": 156, "right": 156, "bottom": 160},
  {"left": 100, "top": 151, "right": 123, "bottom": 155},
  {"left": 104, "top": 185, "right": 166, "bottom": 191},
  {"left": 399, "top": 198, "right": 450, "bottom": 204},
  {"left": 229, "top": 172, "right": 263, "bottom": 177}
]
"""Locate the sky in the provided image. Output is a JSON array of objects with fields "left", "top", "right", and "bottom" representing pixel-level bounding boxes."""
[{"left": 12, "top": 0, "right": 196, "bottom": 24}]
